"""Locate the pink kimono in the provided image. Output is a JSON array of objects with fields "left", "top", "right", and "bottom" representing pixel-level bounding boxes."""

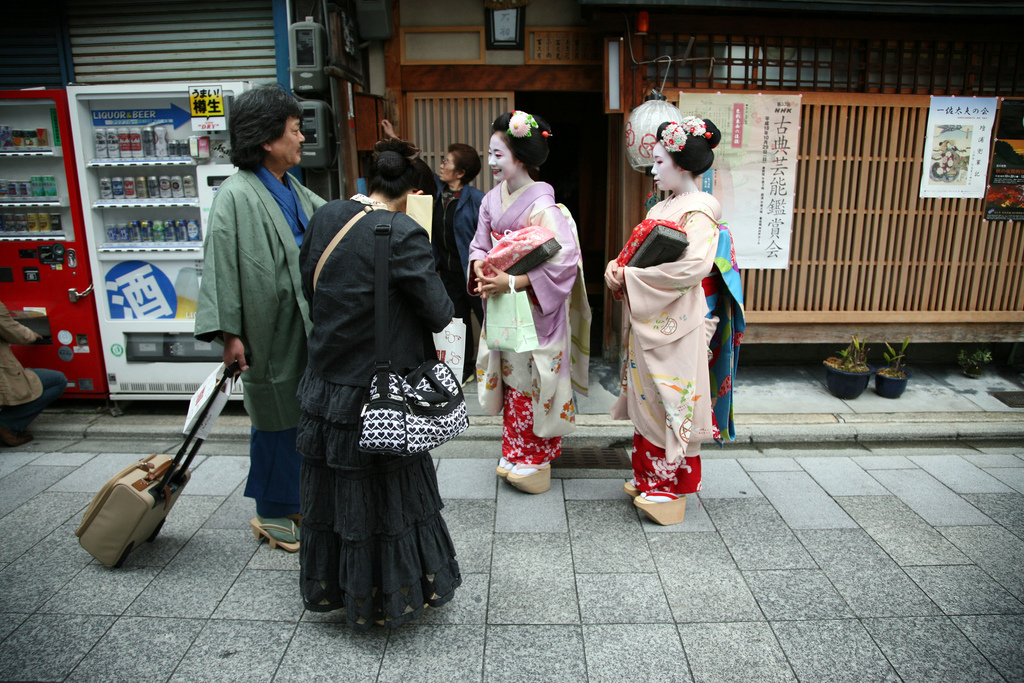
[
  {"left": 611, "top": 192, "right": 722, "bottom": 494},
  {"left": 469, "top": 181, "right": 590, "bottom": 466}
]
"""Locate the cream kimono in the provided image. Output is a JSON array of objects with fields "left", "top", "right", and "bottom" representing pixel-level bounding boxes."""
[{"left": 611, "top": 192, "right": 722, "bottom": 463}]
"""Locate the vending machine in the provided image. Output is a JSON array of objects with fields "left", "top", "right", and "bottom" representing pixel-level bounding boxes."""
[
  {"left": 0, "top": 89, "right": 108, "bottom": 398},
  {"left": 67, "top": 82, "right": 248, "bottom": 399}
]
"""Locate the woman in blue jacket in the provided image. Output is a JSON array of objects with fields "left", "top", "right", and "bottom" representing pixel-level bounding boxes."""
[{"left": 433, "top": 143, "right": 485, "bottom": 382}]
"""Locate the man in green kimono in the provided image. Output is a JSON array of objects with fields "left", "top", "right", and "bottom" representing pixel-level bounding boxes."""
[{"left": 195, "top": 85, "right": 326, "bottom": 552}]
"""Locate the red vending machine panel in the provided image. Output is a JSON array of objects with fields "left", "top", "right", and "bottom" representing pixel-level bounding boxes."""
[{"left": 0, "top": 89, "right": 107, "bottom": 398}]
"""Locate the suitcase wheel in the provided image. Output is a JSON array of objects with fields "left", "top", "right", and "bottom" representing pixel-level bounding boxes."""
[
  {"left": 147, "top": 519, "right": 165, "bottom": 543},
  {"left": 113, "top": 542, "right": 134, "bottom": 568}
]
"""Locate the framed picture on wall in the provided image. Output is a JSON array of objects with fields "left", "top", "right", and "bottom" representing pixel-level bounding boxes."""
[{"left": 485, "top": 8, "right": 525, "bottom": 50}]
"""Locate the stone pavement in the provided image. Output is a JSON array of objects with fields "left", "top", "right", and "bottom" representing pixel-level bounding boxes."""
[{"left": 0, "top": 363, "right": 1022, "bottom": 682}]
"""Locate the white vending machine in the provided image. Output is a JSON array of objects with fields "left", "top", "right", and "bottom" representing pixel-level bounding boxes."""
[{"left": 68, "top": 82, "right": 247, "bottom": 399}]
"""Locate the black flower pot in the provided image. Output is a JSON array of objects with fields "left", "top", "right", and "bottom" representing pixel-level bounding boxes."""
[
  {"left": 824, "top": 365, "right": 873, "bottom": 399},
  {"left": 874, "top": 370, "right": 911, "bottom": 399}
]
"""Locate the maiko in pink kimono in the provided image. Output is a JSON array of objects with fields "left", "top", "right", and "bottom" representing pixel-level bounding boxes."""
[{"left": 605, "top": 116, "right": 736, "bottom": 525}]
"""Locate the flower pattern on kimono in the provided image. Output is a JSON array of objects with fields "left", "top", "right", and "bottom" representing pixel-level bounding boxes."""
[
  {"left": 550, "top": 351, "right": 563, "bottom": 374},
  {"left": 560, "top": 398, "right": 576, "bottom": 422},
  {"left": 532, "top": 378, "right": 540, "bottom": 402},
  {"left": 476, "top": 367, "right": 486, "bottom": 381},
  {"left": 543, "top": 396, "right": 554, "bottom": 414},
  {"left": 643, "top": 312, "right": 678, "bottom": 335},
  {"left": 501, "top": 359, "right": 514, "bottom": 378},
  {"left": 486, "top": 373, "right": 499, "bottom": 390}
]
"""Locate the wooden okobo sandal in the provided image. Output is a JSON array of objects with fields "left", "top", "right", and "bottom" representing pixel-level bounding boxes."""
[{"left": 633, "top": 493, "right": 686, "bottom": 525}]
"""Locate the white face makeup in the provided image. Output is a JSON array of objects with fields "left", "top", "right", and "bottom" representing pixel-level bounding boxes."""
[
  {"left": 487, "top": 132, "right": 521, "bottom": 184},
  {"left": 651, "top": 141, "right": 688, "bottom": 195}
]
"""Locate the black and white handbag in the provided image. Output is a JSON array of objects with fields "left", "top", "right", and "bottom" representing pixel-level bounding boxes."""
[{"left": 358, "top": 220, "right": 469, "bottom": 455}]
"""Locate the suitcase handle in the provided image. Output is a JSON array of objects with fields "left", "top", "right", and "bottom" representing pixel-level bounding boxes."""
[{"left": 153, "top": 361, "right": 239, "bottom": 506}]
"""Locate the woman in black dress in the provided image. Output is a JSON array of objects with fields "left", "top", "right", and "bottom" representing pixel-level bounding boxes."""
[{"left": 296, "top": 137, "right": 461, "bottom": 630}]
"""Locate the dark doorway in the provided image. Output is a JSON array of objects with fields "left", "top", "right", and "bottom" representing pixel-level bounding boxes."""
[{"left": 514, "top": 90, "right": 608, "bottom": 356}]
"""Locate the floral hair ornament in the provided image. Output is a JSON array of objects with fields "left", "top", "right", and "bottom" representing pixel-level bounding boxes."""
[
  {"left": 508, "top": 110, "right": 539, "bottom": 138},
  {"left": 660, "top": 121, "right": 688, "bottom": 152},
  {"left": 679, "top": 115, "right": 712, "bottom": 140}
]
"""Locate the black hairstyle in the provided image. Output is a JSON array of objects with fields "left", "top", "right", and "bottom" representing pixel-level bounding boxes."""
[
  {"left": 491, "top": 111, "right": 552, "bottom": 171},
  {"left": 655, "top": 118, "right": 722, "bottom": 175},
  {"left": 410, "top": 158, "right": 438, "bottom": 196},
  {"left": 448, "top": 143, "right": 481, "bottom": 185},
  {"left": 228, "top": 85, "right": 303, "bottom": 171},
  {"left": 366, "top": 137, "right": 428, "bottom": 200}
]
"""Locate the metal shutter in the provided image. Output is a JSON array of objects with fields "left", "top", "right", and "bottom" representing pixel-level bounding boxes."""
[
  {"left": 67, "top": 0, "right": 276, "bottom": 84},
  {"left": 0, "top": 20, "right": 67, "bottom": 89}
]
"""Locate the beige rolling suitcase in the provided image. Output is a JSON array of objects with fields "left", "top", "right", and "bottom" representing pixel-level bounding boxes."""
[{"left": 76, "top": 362, "right": 236, "bottom": 567}]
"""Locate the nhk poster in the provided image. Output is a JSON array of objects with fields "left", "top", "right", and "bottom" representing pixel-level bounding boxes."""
[
  {"left": 985, "top": 99, "right": 1024, "bottom": 221},
  {"left": 678, "top": 93, "right": 801, "bottom": 269},
  {"left": 919, "top": 97, "right": 998, "bottom": 199}
]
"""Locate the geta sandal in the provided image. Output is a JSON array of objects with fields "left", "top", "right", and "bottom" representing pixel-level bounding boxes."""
[{"left": 250, "top": 516, "right": 300, "bottom": 552}]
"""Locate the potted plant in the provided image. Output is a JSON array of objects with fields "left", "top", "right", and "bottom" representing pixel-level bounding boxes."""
[
  {"left": 875, "top": 337, "right": 911, "bottom": 399},
  {"left": 958, "top": 348, "right": 992, "bottom": 378},
  {"left": 823, "top": 333, "right": 873, "bottom": 399}
]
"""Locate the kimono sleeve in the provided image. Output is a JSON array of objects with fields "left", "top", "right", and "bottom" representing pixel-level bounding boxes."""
[
  {"left": 468, "top": 192, "right": 494, "bottom": 263},
  {"left": 391, "top": 218, "right": 455, "bottom": 333},
  {"left": 194, "top": 186, "right": 243, "bottom": 343},
  {"left": 524, "top": 203, "right": 580, "bottom": 316}
]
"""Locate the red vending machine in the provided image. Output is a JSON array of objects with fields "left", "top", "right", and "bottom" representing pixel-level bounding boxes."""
[{"left": 0, "top": 89, "right": 107, "bottom": 398}]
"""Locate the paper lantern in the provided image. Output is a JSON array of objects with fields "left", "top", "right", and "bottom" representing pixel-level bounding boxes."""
[{"left": 625, "top": 95, "right": 684, "bottom": 172}]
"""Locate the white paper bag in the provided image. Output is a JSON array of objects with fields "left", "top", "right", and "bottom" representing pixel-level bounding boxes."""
[
  {"left": 433, "top": 318, "right": 467, "bottom": 379},
  {"left": 183, "top": 363, "right": 235, "bottom": 440}
]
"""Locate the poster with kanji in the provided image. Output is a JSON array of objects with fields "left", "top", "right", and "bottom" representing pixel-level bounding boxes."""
[
  {"left": 919, "top": 97, "right": 997, "bottom": 199},
  {"left": 985, "top": 98, "right": 1024, "bottom": 221},
  {"left": 188, "top": 85, "right": 226, "bottom": 131},
  {"left": 678, "top": 93, "right": 800, "bottom": 269}
]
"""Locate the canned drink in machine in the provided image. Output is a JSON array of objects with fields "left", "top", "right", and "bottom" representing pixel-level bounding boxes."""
[
  {"left": 117, "top": 127, "right": 131, "bottom": 157},
  {"left": 99, "top": 177, "right": 113, "bottom": 199},
  {"left": 123, "top": 176, "right": 136, "bottom": 199},
  {"left": 94, "top": 129, "right": 107, "bottom": 158},
  {"left": 170, "top": 175, "right": 184, "bottom": 198},
  {"left": 135, "top": 175, "right": 148, "bottom": 199},
  {"left": 147, "top": 176, "right": 160, "bottom": 198},
  {"left": 111, "top": 176, "right": 125, "bottom": 199},
  {"left": 158, "top": 175, "right": 172, "bottom": 199},
  {"left": 105, "top": 128, "right": 121, "bottom": 158}
]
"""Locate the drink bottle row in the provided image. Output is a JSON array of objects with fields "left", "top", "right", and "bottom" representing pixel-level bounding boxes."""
[
  {"left": 99, "top": 174, "right": 197, "bottom": 201},
  {"left": 0, "top": 212, "right": 63, "bottom": 232},
  {"left": 0, "top": 176, "right": 58, "bottom": 199},
  {"left": 104, "top": 218, "right": 202, "bottom": 244},
  {"left": 92, "top": 126, "right": 211, "bottom": 159}
]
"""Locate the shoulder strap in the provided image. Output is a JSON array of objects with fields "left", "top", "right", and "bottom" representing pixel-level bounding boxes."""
[
  {"left": 372, "top": 216, "right": 396, "bottom": 392},
  {"left": 313, "top": 206, "right": 374, "bottom": 291}
]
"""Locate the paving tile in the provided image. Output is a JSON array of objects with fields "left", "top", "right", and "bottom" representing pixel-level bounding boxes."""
[
  {"left": 29, "top": 452, "right": 97, "bottom": 467},
  {"left": 0, "top": 520, "right": 94, "bottom": 613},
  {"left": 939, "top": 525, "right": 1024, "bottom": 601},
  {"left": 0, "top": 451, "right": 39, "bottom": 479},
  {"left": 439, "top": 499, "right": 494, "bottom": 574},
  {"left": 679, "top": 621, "right": 796, "bottom": 683},
  {"left": 0, "top": 612, "right": 28, "bottom": 642},
  {"left": 170, "top": 619, "right": 295, "bottom": 683},
  {"left": 850, "top": 454, "right": 918, "bottom": 469},
  {"left": 274, "top": 621, "right": 388, "bottom": 683},
  {"left": 0, "top": 491, "right": 92, "bottom": 563},
  {"left": 796, "top": 529, "right": 942, "bottom": 618},
  {"left": 869, "top": 468, "right": 994, "bottom": 526},
  {"left": 771, "top": 619, "right": 898, "bottom": 683},
  {"left": 484, "top": 625, "right": 586, "bottom": 683},
  {"left": 66, "top": 616, "right": 204, "bottom": 683},
  {"left": 738, "top": 457, "right": 803, "bottom": 472},
  {"left": 38, "top": 563, "right": 160, "bottom": 616},
  {"left": 640, "top": 493, "right": 715, "bottom": 533},
  {"left": 562, "top": 478, "right": 629, "bottom": 499},
  {"left": 211, "top": 569, "right": 304, "bottom": 622},
  {"left": 436, "top": 458, "right": 499, "bottom": 499},
  {"left": 416, "top": 572, "right": 488, "bottom": 625},
  {"left": 494, "top": 478, "right": 566, "bottom": 533},
  {"left": 963, "top": 453, "right": 1024, "bottom": 468},
  {"left": 986, "top": 466, "right": 1024, "bottom": 494},
  {"left": 703, "top": 498, "right": 817, "bottom": 570},
  {"left": 743, "top": 569, "right": 853, "bottom": 620},
  {"left": 377, "top": 624, "right": 485, "bottom": 683},
  {"left": 863, "top": 616, "right": 1004, "bottom": 683},
  {"left": 585, "top": 624, "right": 691, "bottom": 682},
  {"left": 749, "top": 470, "right": 857, "bottom": 529},
  {"left": 906, "top": 455, "right": 1015, "bottom": 494},
  {"left": 734, "top": 364, "right": 850, "bottom": 415},
  {"left": 0, "top": 465, "right": 76, "bottom": 518},
  {"left": 836, "top": 496, "right": 971, "bottom": 566},
  {"left": 698, "top": 459, "right": 763, "bottom": 498},
  {"left": 566, "top": 500, "right": 651, "bottom": 573},
  {"left": 488, "top": 533, "right": 578, "bottom": 624},
  {"left": 575, "top": 572, "right": 672, "bottom": 624},
  {"left": 201, "top": 479, "right": 253, "bottom": 530},
  {"left": 45, "top": 452, "right": 151, "bottom": 492},
  {"left": 952, "top": 615, "right": 1024, "bottom": 683},
  {"left": 0, "top": 613, "right": 115, "bottom": 682},
  {"left": 123, "top": 495, "right": 226, "bottom": 567},
  {"left": 796, "top": 456, "right": 891, "bottom": 496},
  {"left": 961, "top": 493, "right": 1024, "bottom": 541},
  {"left": 180, "top": 455, "right": 250, "bottom": 496},
  {"left": 245, "top": 541, "right": 302, "bottom": 570},
  {"left": 905, "top": 564, "right": 1024, "bottom": 616}
]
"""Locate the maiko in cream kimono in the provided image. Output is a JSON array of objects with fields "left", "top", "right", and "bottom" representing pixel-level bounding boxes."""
[
  {"left": 470, "top": 181, "right": 590, "bottom": 443},
  {"left": 611, "top": 192, "right": 722, "bottom": 464}
]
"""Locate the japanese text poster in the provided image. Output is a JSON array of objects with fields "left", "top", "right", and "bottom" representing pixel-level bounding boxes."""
[
  {"left": 985, "top": 99, "right": 1024, "bottom": 221},
  {"left": 678, "top": 93, "right": 801, "bottom": 269},
  {"left": 919, "top": 96, "right": 998, "bottom": 199}
]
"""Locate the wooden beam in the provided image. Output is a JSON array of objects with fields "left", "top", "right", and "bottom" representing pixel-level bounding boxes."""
[
  {"left": 743, "top": 323, "right": 1024, "bottom": 344},
  {"left": 400, "top": 65, "right": 602, "bottom": 92},
  {"left": 383, "top": 0, "right": 403, "bottom": 134}
]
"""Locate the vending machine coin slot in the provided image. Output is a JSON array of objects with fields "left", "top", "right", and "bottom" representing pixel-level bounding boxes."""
[
  {"left": 23, "top": 267, "right": 40, "bottom": 282},
  {"left": 39, "top": 243, "right": 65, "bottom": 265}
]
